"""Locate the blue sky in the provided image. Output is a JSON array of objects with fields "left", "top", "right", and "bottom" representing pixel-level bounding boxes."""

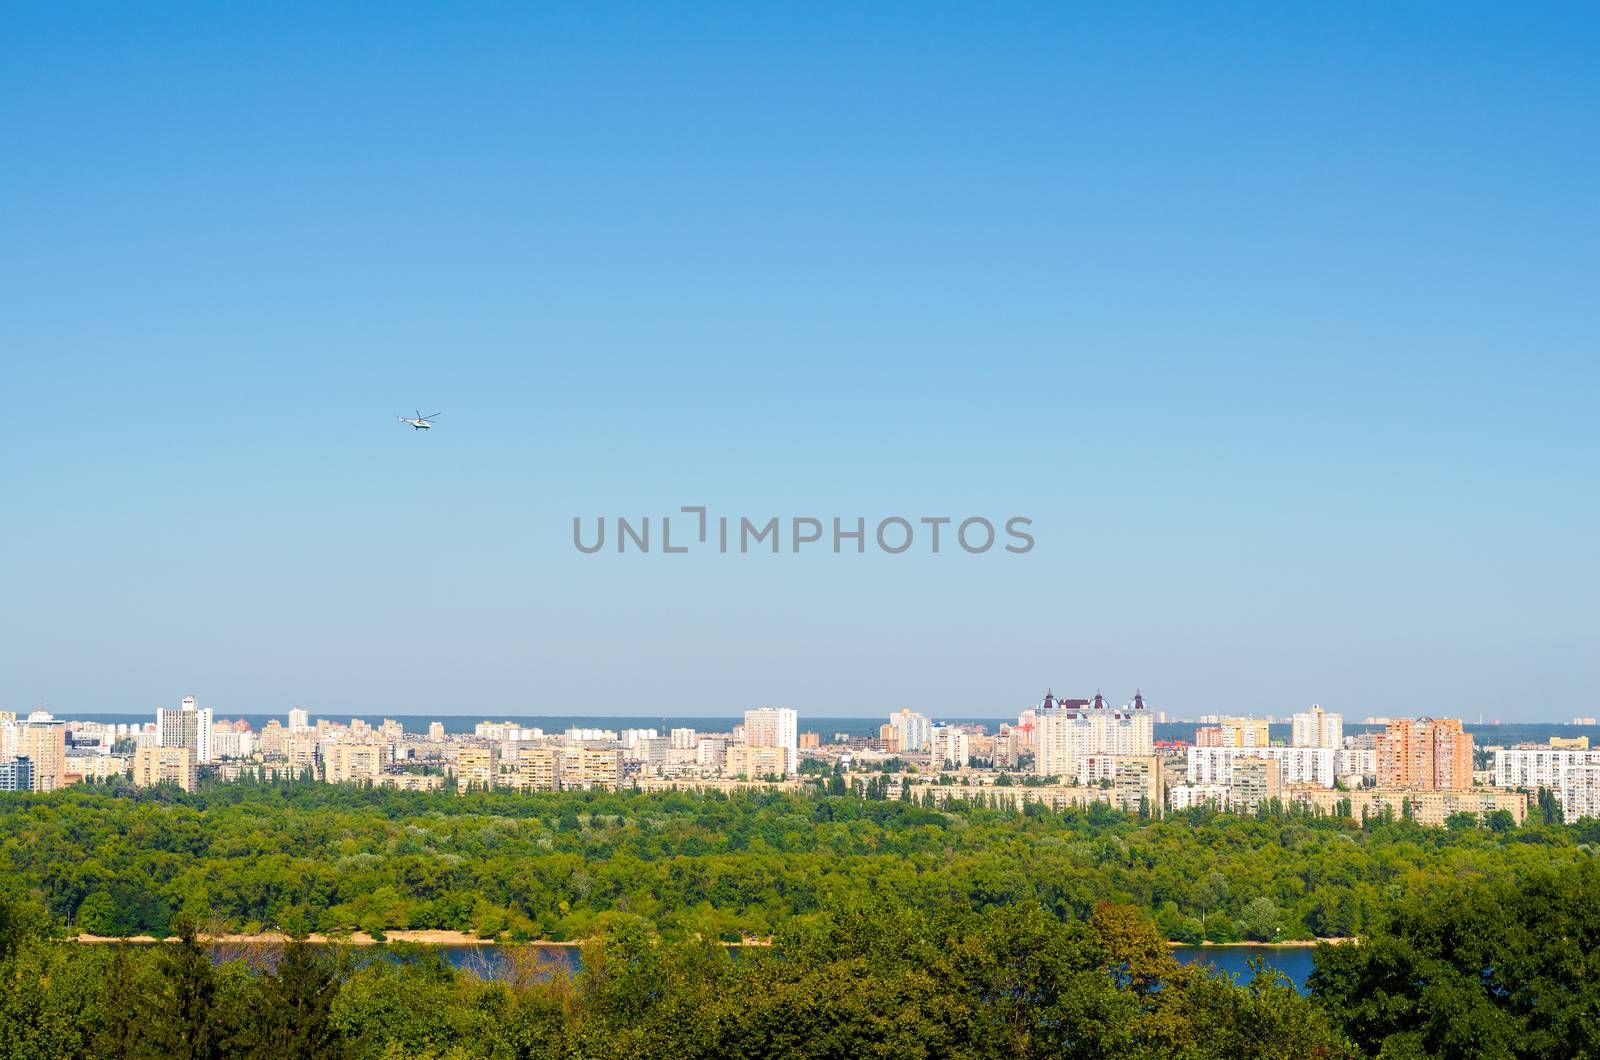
[{"left": 1, "top": 4, "right": 1595, "bottom": 719}]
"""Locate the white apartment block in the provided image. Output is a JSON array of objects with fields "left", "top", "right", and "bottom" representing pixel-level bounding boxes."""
[
  {"left": 743, "top": 707, "right": 798, "bottom": 775},
  {"left": 887, "top": 710, "right": 932, "bottom": 754},
  {"left": 1291, "top": 706, "right": 1343, "bottom": 749},
  {"left": 1187, "top": 745, "right": 1335, "bottom": 788},
  {"left": 625, "top": 736, "right": 672, "bottom": 772},
  {"left": 1337, "top": 747, "right": 1377, "bottom": 781},
  {"left": 210, "top": 727, "right": 257, "bottom": 760},
  {"left": 157, "top": 697, "right": 214, "bottom": 763},
  {"left": 1493, "top": 748, "right": 1600, "bottom": 790},
  {"left": 1560, "top": 766, "right": 1600, "bottom": 822},
  {"left": 929, "top": 726, "right": 970, "bottom": 769},
  {"left": 1034, "top": 693, "right": 1153, "bottom": 778},
  {"left": 1168, "top": 783, "right": 1230, "bottom": 811}
]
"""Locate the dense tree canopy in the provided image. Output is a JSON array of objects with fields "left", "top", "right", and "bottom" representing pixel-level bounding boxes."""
[
  {"left": 1310, "top": 859, "right": 1600, "bottom": 1059},
  {"left": 2, "top": 784, "right": 1598, "bottom": 1057},
  {"left": 0, "top": 888, "right": 1354, "bottom": 1060},
  {"left": 1, "top": 781, "right": 1594, "bottom": 943}
]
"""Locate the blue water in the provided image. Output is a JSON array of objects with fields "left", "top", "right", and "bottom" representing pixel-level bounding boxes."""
[
  {"left": 425, "top": 943, "right": 1315, "bottom": 992},
  {"left": 186, "top": 939, "right": 1313, "bottom": 992},
  {"left": 1171, "top": 945, "right": 1315, "bottom": 992}
]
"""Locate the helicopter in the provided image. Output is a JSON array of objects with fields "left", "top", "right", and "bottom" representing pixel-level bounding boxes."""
[{"left": 398, "top": 411, "right": 442, "bottom": 430}]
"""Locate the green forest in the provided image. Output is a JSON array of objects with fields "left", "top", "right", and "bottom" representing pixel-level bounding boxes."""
[
  {"left": 3, "top": 860, "right": 1598, "bottom": 1059},
  {"left": 0, "top": 782, "right": 1593, "bottom": 943}
]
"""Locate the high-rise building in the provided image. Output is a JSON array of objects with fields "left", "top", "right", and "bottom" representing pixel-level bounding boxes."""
[
  {"left": 455, "top": 746, "right": 499, "bottom": 791},
  {"left": 1560, "top": 766, "right": 1600, "bottom": 822},
  {"left": 743, "top": 707, "right": 799, "bottom": 775},
  {"left": 1492, "top": 748, "right": 1600, "bottom": 791},
  {"left": 1291, "top": 706, "right": 1343, "bottom": 749},
  {"left": 514, "top": 746, "right": 563, "bottom": 791},
  {"left": 157, "top": 696, "right": 214, "bottom": 763},
  {"left": 133, "top": 745, "right": 197, "bottom": 791},
  {"left": 1228, "top": 757, "right": 1282, "bottom": 814},
  {"left": 1213, "top": 717, "right": 1270, "bottom": 748},
  {"left": 625, "top": 736, "right": 672, "bottom": 773},
  {"left": 1377, "top": 718, "right": 1473, "bottom": 791},
  {"left": 670, "top": 727, "right": 698, "bottom": 750},
  {"left": 5, "top": 712, "right": 68, "bottom": 791},
  {"left": 1187, "top": 745, "right": 1335, "bottom": 787},
  {"left": 210, "top": 721, "right": 256, "bottom": 760},
  {"left": 726, "top": 744, "right": 788, "bottom": 779},
  {"left": 887, "top": 709, "right": 932, "bottom": 755},
  {"left": 0, "top": 756, "right": 34, "bottom": 792},
  {"left": 1034, "top": 691, "right": 1154, "bottom": 778},
  {"left": 1113, "top": 756, "right": 1164, "bottom": 815},
  {"left": 428, "top": 721, "right": 446, "bottom": 742},
  {"left": 561, "top": 747, "right": 621, "bottom": 790},
  {"left": 288, "top": 707, "right": 310, "bottom": 731},
  {"left": 929, "top": 725, "right": 970, "bottom": 769},
  {"left": 322, "top": 742, "right": 385, "bottom": 785}
]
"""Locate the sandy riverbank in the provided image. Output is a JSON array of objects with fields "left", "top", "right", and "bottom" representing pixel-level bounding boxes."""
[
  {"left": 75, "top": 931, "right": 1333, "bottom": 948},
  {"left": 74, "top": 930, "right": 519, "bottom": 946},
  {"left": 73, "top": 930, "right": 776, "bottom": 947}
]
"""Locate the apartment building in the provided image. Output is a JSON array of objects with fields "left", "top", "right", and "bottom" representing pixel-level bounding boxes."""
[
  {"left": 454, "top": 746, "right": 499, "bottom": 791},
  {"left": 2, "top": 711, "right": 68, "bottom": 792},
  {"left": 726, "top": 744, "right": 787, "bottom": 779},
  {"left": 323, "top": 742, "right": 385, "bottom": 785},
  {"left": 1187, "top": 745, "right": 1335, "bottom": 788},
  {"left": 1034, "top": 692, "right": 1153, "bottom": 778},
  {"left": 1377, "top": 718, "right": 1473, "bottom": 791},
  {"left": 133, "top": 745, "right": 198, "bottom": 791},
  {"left": 1291, "top": 706, "right": 1343, "bottom": 749}
]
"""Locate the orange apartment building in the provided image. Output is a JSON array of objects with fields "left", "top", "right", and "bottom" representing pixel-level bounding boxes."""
[{"left": 1376, "top": 718, "right": 1473, "bottom": 791}]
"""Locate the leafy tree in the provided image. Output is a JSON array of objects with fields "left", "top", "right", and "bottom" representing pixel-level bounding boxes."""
[
  {"left": 1485, "top": 808, "right": 1515, "bottom": 833},
  {"left": 91, "top": 944, "right": 146, "bottom": 1059},
  {"left": 143, "top": 915, "right": 224, "bottom": 1060},
  {"left": 1192, "top": 871, "right": 1230, "bottom": 933},
  {"left": 242, "top": 938, "right": 345, "bottom": 1059},
  {"left": 1311, "top": 859, "right": 1600, "bottom": 1059},
  {"left": 1235, "top": 897, "right": 1281, "bottom": 942},
  {"left": 77, "top": 891, "right": 120, "bottom": 936}
]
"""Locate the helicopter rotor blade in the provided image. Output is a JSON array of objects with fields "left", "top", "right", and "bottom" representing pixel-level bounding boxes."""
[{"left": 422, "top": 412, "right": 442, "bottom": 420}]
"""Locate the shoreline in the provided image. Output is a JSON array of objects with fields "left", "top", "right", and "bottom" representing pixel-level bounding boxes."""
[
  {"left": 1166, "top": 938, "right": 1351, "bottom": 949},
  {"left": 72, "top": 930, "right": 775, "bottom": 947},
  {"left": 75, "top": 930, "right": 549, "bottom": 946},
  {"left": 73, "top": 930, "right": 1343, "bottom": 949}
]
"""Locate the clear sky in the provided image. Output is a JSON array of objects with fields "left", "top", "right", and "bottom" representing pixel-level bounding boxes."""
[{"left": 2, "top": 4, "right": 1595, "bottom": 720}]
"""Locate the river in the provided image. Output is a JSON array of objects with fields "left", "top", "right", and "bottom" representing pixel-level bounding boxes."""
[{"left": 418, "top": 942, "right": 1317, "bottom": 993}]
